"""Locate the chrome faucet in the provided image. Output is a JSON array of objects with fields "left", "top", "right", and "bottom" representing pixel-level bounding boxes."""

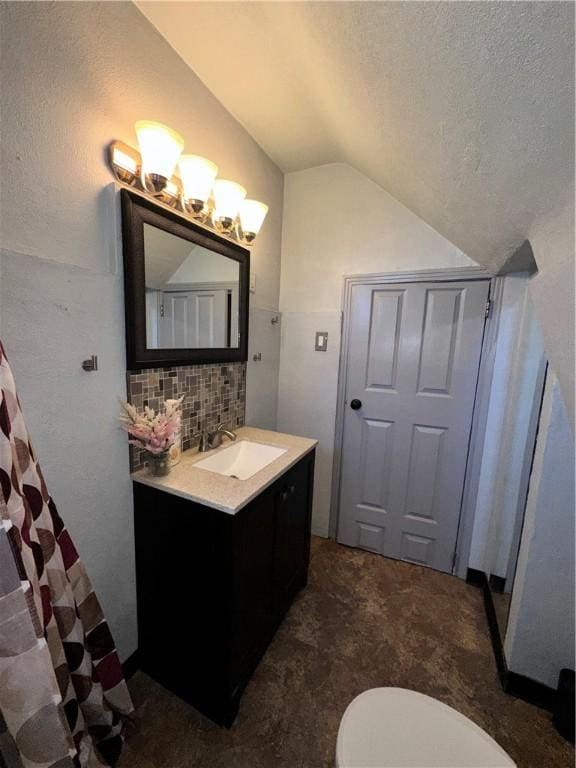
[
  {"left": 196, "top": 423, "right": 237, "bottom": 452},
  {"left": 215, "top": 423, "right": 238, "bottom": 443}
]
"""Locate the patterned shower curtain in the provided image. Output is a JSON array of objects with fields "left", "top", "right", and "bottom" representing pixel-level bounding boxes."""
[{"left": 0, "top": 341, "right": 134, "bottom": 767}]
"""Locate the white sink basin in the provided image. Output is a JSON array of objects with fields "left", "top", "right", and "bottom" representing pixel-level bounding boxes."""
[{"left": 194, "top": 439, "right": 287, "bottom": 480}]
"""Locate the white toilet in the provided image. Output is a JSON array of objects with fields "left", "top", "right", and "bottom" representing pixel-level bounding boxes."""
[{"left": 336, "top": 688, "right": 516, "bottom": 768}]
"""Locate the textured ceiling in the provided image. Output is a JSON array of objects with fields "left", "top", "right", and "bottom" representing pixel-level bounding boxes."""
[{"left": 136, "top": 1, "right": 574, "bottom": 269}]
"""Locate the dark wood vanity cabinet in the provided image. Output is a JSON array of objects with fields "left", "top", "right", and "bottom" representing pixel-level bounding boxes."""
[{"left": 133, "top": 450, "right": 315, "bottom": 726}]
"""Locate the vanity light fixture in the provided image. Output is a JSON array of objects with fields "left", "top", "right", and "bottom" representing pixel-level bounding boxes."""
[
  {"left": 109, "top": 141, "right": 140, "bottom": 186},
  {"left": 157, "top": 178, "right": 183, "bottom": 209},
  {"left": 212, "top": 179, "right": 247, "bottom": 234},
  {"left": 107, "top": 121, "right": 268, "bottom": 245},
  {"left": 179, "top": 155, "right": 219, "bottom": 217},
  {"left": 135, "top": 120, "right": 184, "bottom": 195},
  {"left": 239, "top": 200, "right": 269, "bottom": 244}
]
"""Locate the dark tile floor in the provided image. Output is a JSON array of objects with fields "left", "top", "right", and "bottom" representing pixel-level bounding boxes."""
[{"left": 120, "top": 537, "right": 574, "bottom": 768}]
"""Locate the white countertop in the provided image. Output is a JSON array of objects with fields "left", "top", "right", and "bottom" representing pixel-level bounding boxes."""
[{"left": 131, "top": 426, "right": 317, "bottom": 514}]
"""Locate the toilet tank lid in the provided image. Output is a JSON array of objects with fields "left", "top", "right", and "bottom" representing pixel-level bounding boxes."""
[{"left": 336, "top": 688, "right": 516, "bottom": 768}]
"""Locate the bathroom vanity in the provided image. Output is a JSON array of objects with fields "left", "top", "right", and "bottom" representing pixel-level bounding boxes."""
[
  {"left": 122, "top": 190, "right": 318, "bottom": 726},
  {"left": 132, "top": 427, "right": 316, "bottom": 726}
]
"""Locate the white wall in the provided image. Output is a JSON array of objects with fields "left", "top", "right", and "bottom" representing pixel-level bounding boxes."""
[
  {"left": 528, "top": 193, "right": 575, "bottom": 428},
  {"left": 277, "top": 163, "right": 475, "bottom": 536},
  {"left": 245, "top": 308, "right": 282, "bottom": 430},
  {"left": 504, "top": 373, "right": 575, "bottom": 688},
  {"left": 278, "top": 310, "right": 342, "bottom": 536},
  {"left": 167, "top": 246, "right": 240, "bottom": 284},
  {"left": 468, "top": 276, "right": 545, "bottom": 573},
  {"left": 490, "top": 301, "right": 545, "bottom": 580},
  {"left": 0, "top": 2, "right": 283, "bottom": 660}
]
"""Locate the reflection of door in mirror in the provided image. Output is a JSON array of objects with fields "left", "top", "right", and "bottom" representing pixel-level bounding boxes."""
[
  {"left": 143, "top": 223, "right": 240, "bottom": 350},
  {"left": 486, "top": 286, "right": 547, "bottom": 640},
  {"left": 159, "top": 289, "right": 227, "bottom": 348}
]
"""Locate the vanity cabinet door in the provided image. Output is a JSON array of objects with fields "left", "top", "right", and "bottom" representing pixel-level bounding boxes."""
[
  {"left": 274, "top": 456, "right": 313, "bottom": 607},
  {"left": 133, "top": 449, "right": 315, "bottom": 728},
  {"left": 230, "top": 490, "right": 275, "bottom": 686}
]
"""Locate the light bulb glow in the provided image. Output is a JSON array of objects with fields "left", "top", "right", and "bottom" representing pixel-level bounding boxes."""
[
  {"left": 212, "top": 179, "right": 246, "bottom": 221},
  {"left": 179, "top": 155, "right": 218, "bottom": 204},
  {"left": 135, "top": 121, "right": 184, "bottom": 180},
  {"left": 239, "top": 199, "right": 268, "bottom": 236}
]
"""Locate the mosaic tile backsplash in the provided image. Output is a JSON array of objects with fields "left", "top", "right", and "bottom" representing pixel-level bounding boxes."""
[{"left": 127, "top": 363, "right": 246, "bottom": 471}]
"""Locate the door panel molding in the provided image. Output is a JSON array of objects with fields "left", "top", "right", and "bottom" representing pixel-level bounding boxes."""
[
  {"left": 330, "top": 266, "right": 496, "bottom": 578},
  {"left": 365, "top": 289, "right": 404, "bottom": 390},
  {"left": 358, "top": 522, "right": 386, "bottom": 553},
  {"left": 401, "top": 532, "right": 435, "bottom": 566},
  {"left": 417, "top": 288, "right": 463, "bottom": 396},
  {"left": 404, "top": 424, "right": 447, "bottom": 522},
  {"left": 359, "top": 418, "right": 394, "bottom": 509}
]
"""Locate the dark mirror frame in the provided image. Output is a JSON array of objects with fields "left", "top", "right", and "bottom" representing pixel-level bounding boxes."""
[{"left": 120, "top": 188, "right": 250, "bottom": 369}]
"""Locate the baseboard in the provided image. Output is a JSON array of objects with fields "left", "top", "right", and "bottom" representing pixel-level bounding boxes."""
[
  {"left": 488, "top": 573, "right": 506, "bottom": 594},
  {"left": 466, "top": 568, "right": 556, "bottom": 712},
  {"left": 121, "top": 650, "right": 140, "bottom": 680},
  {"left": 467, "top": 568, "right": 508, "bottom": 684},
  {"left": 505, "top": 671, "right": 557, "bottom": 712},
  {"left": 465, "top": 567, "right": 485, "bottom": 587}
]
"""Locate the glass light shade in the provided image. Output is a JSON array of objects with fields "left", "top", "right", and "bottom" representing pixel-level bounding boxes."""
[
  {"left": 212, "top": 179, "right": 247, "bottom": 221},
  {"left": 135, "top": 120, "right": 184, "bottom": 181},
  {"left": 179, "top": 155, "right": 218, "bottom": 204},
  {"left": 239, "top": 199, "right": 268, "bottom": 237}
]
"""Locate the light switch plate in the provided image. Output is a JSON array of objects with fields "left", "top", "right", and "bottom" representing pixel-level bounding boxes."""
[
  {"left": 315, "top": 332, "right": 328, "bottom": 351},
  {"left": 250, "top": 273, "right": 256, "bottom": 293}
]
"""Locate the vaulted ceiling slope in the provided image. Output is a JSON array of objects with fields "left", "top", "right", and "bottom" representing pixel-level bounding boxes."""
[{"left": 137, "top": 1, "right": 574, "bottom": 271}]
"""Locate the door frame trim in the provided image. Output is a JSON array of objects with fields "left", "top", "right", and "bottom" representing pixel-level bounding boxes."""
[
  {"left": 452, "top": 274, "right": 504, "bottom": 576},
  {"left": 329, "top": 266, "right": 499, "bottom": 577}
]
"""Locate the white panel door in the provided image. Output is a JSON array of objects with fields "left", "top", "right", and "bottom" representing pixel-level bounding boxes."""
[
  {"left": 159, "top": 290, "right": 227, "bottom": 348},
  {"left": 337, "top": 280, "right": 489, "bottom": 572}
]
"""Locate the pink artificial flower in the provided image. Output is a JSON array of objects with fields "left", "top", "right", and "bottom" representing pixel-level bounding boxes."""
[{"left": 119, "top": 397, "right": 183, "bottom": 455}]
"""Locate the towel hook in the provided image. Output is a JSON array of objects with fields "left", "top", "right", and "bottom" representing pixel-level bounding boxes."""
[{"left": 82, "top": 355, "right": 98, "bottom": 372}]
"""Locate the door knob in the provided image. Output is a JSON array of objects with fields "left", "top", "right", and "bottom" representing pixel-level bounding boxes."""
[{"left": 350, "top": 399, "right": 362, "bottom": 410}]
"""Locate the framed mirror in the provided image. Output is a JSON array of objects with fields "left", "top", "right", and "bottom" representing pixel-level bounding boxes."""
[{"left": 120, "top": 188, "right": 249, "bottom": 369}]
